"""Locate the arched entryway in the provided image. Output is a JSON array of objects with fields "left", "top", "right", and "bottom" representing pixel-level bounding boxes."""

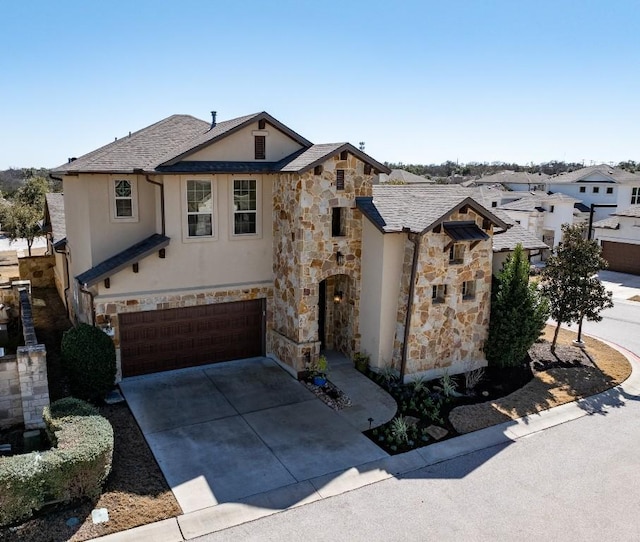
[{"left": 318, "top": 274, "right": 353, "bottom": 357}]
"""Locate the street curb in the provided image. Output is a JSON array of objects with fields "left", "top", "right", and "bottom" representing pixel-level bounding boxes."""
[{"left": 91, "top": 336, "right": 640, "bottom": 541}]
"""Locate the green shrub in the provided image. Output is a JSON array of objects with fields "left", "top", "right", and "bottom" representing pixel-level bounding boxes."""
[
  {"left": 0, "top": 398, "right": 114, "bottom": 527},
  {"left": 62, "top": 323, "right": 116, "bottom": 403}
]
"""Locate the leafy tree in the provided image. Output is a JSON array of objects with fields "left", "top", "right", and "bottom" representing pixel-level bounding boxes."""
[
  {"left": 485, "top": 244, "right": 549, "bottom": 368},
  {"left": 3, "top": 203, "right": 43, "bottom": 256},
  {"left": 541, "top": 224, "right": 614, "bottom": 352},
  {"left": 15, "top": 175, "right": 50, "bottom": 208}
]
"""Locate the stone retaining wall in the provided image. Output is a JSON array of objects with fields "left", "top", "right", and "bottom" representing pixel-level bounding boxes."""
[
  {"left": 19, "top": 254, "right": 56, "bottom": 288},
  {"left": 0, "top": 355, "right": 22, "bottom": 428}
]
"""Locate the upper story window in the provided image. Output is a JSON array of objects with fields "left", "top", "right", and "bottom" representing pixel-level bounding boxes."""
[
  {"left": 336, "top": 169, "right": 345, "bottom": 190},
  {"left": 432, "top": 284, "right": 447, "bottom": 304},
  {"left": 593, "top": 186, "right": 600, "bottom": 193},
  {"left": 449, "top": 243, "right": 464, "bottom": 264},
  {"left": 254, "top": 135, "right": 266, "bottom": 160},
  {"left": 186, "top": 180, "right": 213, "bottom": 237},
  {"left": 491, "top": 201, "right": 497, "bottom": 208},
  {"left": 332, "top": 207, "right": 346, "bottom": 237},
  {"left": 579, "top": 186, "right": 586, "bottom": 193},
  {"left": 233, "top": 179, "right": 258, "bottom": 235},
  {"left": 111, "top": 178, "right": 138, "bottom": 222},
  {"left": 462, "top": 280, "right": 476, "bottom": 300},
  {"left": 632, "top": 187, "right": 640, "bottom": 204},
  {"left": 549, "top": 205, "right": 555, "bottom": 213},
  {"left": 606, "top": 187, "right": 613, "bottom": 194}
]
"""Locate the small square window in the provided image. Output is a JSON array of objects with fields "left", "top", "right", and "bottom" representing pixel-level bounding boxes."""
[
  {"left": 340, "top": 150, "right": 348, "bottom": 160},
  {"left": 462, "top": 280, "right": 476, "bottom": 300},
  {"left": 336, "top": 170, "right": 345, "bottom": 190},
  {"left": 491, "top": 201, "right": 497, "bottom": 208},
  {"left": 579, "top": 186, "right": 586, "bottom": 193},
  {"left": 606, "top": 187, "right": 613, "bottom": 194},
  {"left": 449, "top": 243, "right": 464, "bottom": 264},
  {"left": 632, "top": 187, "right": 640, "bottom": 205},
  {"left": 593, "top": 186, "right": 600, "bottom": 193},
  {"left": 432, "top": 284, "right": 447, "bottom": 303},
  {"left": 549, "top": 205, "right": 554, "bottom": 213},
  {"left": 332, "top": 207, "right": 346, "bottom": 237}
]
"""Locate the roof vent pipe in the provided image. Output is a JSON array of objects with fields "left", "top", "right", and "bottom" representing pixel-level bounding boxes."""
[{"left": 210, "top": 111, "right": 217, "bottom": 128}]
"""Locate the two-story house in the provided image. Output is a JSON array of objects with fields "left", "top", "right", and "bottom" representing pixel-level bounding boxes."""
[{"left": 50, "top": 111, "right": 515, "bottom": 382}]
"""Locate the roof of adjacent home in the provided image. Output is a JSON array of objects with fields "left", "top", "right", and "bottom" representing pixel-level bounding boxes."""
[
  {"left": 548, "top": 164, "right": 640, "bottom": 184},
  {"left": 357, "top": 185, "right": 508, "bottom": 235},
  {"left": 498, "top": 192, "right": 579, "bottom": 212},
  {"left": 592, "top": 216, "right": 620, "bottom": 230},
  {"left": 475, "top": 170, "right": 551, "bottom": 185},
  {"left": 379, "top": 169, "right": 435, "bottom": 184},
  {"left": 492, "top": 223, "right": 549, "bottom": 252},
  {"left": 614, "top": 206, "right": 640, "bottom": 218},
  {"left": 51, "top": 112, "right": 390, "bottom": 175},
  {"left": 43, "top": 193, "right": 66, "bottom": 246}
]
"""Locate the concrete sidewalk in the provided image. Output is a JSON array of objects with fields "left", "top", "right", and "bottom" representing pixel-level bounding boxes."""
[{"left": 95, "top": 340, "right": 640, "bottom": 542}]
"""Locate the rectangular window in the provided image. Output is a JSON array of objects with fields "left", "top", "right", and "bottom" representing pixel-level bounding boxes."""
[
  {"left": 233, "top": 180, "right": 257, "bottom": 235},
  {"left": 579, "top": 186, "right": 586, "bottom": 193},
  {"left": 254, "top": 135, "right": 266, "bottom": 160},
  {"left": 462, "top": 280, "right": 476, "bottom": 300},
  {"left": 593, "top": 186, "right": 600, "bottom": 193},
  {"left": 114, "top": 180, "right": 133, "bottom": 218},
  {"left": 187, "top": 180, "right": 213, "bottom": 237},
  {"left": 491, "top": 201, "right": 497, "bottom": 208},
  {"left": 332, "top": 207, "right": 346, "bottom": 237},
  {"left": 432, "top": 284, "right": 447, "bottom": 303},
  {"left": 336, "top": 169, "right": 345, "bottom": 190},
  {"left": 449, "top": 243, "right": 464, "bottom": 264},
  {"left": 549, "top": 205, "right": 555, "bottom": 213},
  {"left": 606, "top": 187, "right": 613, "bottom": 194},
  {"left": 632, "top": 187, "right": 639, "bottom": 204}
]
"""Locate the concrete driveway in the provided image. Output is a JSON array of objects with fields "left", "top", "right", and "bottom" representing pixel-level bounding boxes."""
[{"left": 119, "top": 357, "right": 388, "bottom": 513}]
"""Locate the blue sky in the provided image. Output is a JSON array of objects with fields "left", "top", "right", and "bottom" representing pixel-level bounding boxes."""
[{"left": 1, "top": 0, "right": 638, "bottom": 169}]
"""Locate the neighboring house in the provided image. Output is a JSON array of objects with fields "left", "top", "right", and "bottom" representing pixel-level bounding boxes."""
[
  {"left": 43, "top": 193, "right": 67, "bottom": 301},
  {"left": 491, "top": 223, "right": 549, "bottom": 274},
  {"left": 378, "top": 169, "right": 435, "bottom": 184},
  {"left": 592, "top": 207, "right": 640, "bottom": 275},
  {"left": 473, "top": 170, "right": 551, "bottom": 192},
  {"left": 497, "top": 192, "right": 586, "bottom": 250},
  {"left": 50, "top": 111, "right": 534, "bottom": 383}
]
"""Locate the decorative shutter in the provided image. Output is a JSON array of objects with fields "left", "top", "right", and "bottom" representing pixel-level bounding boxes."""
[
  {"left": 255, "top": 136, "right": 266, "bottom": 159},
  {"left": 336, "top": 169, "right": 345, "bottom": 190}
]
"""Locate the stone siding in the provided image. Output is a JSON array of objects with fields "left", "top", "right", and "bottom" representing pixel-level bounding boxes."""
[
  {"left": 0, "top": 355, "right": 23, "bottom": 428},
  {"left": 392, "top": 209, "right": 493, "bottom": 379},
  {"left": 96, "top": 285, "right": 273, "bottom": 381},
  {"left": 19, "top": 254, "right": 56, "bottom": 288},
  {"left": 272, "top": 154, "right": 375, "bottom": 372}
]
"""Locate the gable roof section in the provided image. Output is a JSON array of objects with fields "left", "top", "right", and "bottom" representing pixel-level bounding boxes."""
[
  {"left": 43, "top": 193, "right": 66, "bottom": 246},
  {"left": 592, "top": 216, "right": 620, "bottom": 230},
  {"left": 443, "top": 221, "right": 489, "bottom": 242},
  {"left": 492, "top": 223, "right": 549, "bottom": 252},
  {"left": 475, "top": 170, "right": 550, "bottom": 185},
  {"left": 549, "top": 164, "right": 640, "bottom": 185},
  {"left": 279, "top": 142, "right": 391, "bottom": 174},
  {"left": 357, "top": 185, "right": 508, "bottom": 234},
  {"left": 76, "top": 233, "right": 170, "bottom": 287},
  {"left": 158, "top": 112, "right": 312, "bottom": 166},
  {"left": 614, "top": 206, "right": 640, "bottom": 218}
]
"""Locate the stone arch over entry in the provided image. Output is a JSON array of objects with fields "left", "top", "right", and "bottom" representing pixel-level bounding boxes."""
[{"left": 318, "top": 273, "right": 355, "bottom": 357}]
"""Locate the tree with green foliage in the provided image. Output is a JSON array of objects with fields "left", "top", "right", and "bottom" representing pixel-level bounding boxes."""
[
  {"left": 541, "top": 223, "right": 614, "bottom": 352},
  {"left": 2, "top": 175, "right": 51, "bottom": 256},
  {"left": 485, "top": 244, "right": 549, "bottom": 368}
]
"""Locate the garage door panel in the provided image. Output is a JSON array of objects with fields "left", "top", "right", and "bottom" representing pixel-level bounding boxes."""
[
  {"left": 119, "top": 299, "right": 264, "bottom": 377},
  {"left": 601, "top": 241, "right": 640, "bottom": 275}
]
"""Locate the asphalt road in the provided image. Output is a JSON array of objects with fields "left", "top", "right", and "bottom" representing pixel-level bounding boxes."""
[{"left": 197, "top": 282, "right": 640, "bottom": 542}]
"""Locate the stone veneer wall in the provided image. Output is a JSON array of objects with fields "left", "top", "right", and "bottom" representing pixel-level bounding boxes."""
[
  {"left": 95, "top": 285, "right": 273, "bottom": 380},
  {"left": 0, "top": 355, "right": 22, "bottom": 428},
  {"left": 18, "top": 254, "right": 56, "bottom": 288},
  {"left": 392, "top": 209, "right": 493, "bottom": 379},
  {"left": 271, "top": 154, "right": 374, "bottom": 372}
]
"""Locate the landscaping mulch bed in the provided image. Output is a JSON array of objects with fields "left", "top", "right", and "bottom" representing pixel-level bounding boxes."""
[
  {"left": 0, "top": 288, "right": 181, "bottom": 542},
  {"left": 449, "top": 325, "right": 632, "bottom": 434}
]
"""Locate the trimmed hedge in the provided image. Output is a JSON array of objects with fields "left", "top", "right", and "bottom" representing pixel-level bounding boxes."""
[
  {"left": 0, "top": 398, "right": 114, "bottom": 527},
  {"left": 62, "top": 323, "right": 117, "bottom": 403}
]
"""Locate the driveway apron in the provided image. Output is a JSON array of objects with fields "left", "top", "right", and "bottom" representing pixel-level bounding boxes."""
[{"left": 119, "top": 357, "right": 388, "bottom": 513}]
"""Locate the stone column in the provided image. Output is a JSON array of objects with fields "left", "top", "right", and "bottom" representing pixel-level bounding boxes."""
[{"left": 17, "top": 345, "right": 49, "bottom": 429}]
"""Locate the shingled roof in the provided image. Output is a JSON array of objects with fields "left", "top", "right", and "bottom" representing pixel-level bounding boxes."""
[
  {"left": 357, "top": 185, "right": 508, "bottom": 234},
  {"left": 51, "top": 112, "right": 390, "bottom": 176},
  {"left": 549, "top": 164, "right": 640, "bottom": 185},
  {"left": 492, "top": 223, "right": 549, "bottom": 252},
  {"left": 43, "top": 193, "right": 66, "bottom": 246}
]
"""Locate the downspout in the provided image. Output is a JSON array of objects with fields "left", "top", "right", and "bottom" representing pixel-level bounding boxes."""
[
  {"left": 54, "top": 244, "right": 71, "bottom": 316},
  {"left": 399, "top": 230, "right": 423, "bottom": 383},
  {"left": 587, "top": 203, "right": 617, "bottom": 240},
  {"left": 78, "top": 281, "right": 96, "bottom": 326},
  {"left": 144, "top": 173, "right": 165, "bottom": 236}
]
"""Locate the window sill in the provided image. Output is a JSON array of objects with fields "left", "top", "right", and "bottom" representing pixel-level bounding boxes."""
[
  {"left": 432, "top": 299, "right": 445, "bottom": 304},
  {"left": 462, "top": 295, "right": 476, "bottom": 301},
  {"left": 449, "top": 259, "right": 463, "bottom": 265}
]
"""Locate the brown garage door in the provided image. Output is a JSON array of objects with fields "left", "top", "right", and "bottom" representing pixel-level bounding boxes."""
[
  {"left": 601, "top": 241, "right": 640, "bottom": 275},
  {"left": 119, "top": 299, "right": 265, "bottom": 377}
]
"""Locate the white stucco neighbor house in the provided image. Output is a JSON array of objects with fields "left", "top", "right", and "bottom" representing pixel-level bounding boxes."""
[
  {"left": 592, "top": 207, "right": 640, "bottom": 275},
  {"left": 47, "top": 111, "right": 542, "bottom": 382}
]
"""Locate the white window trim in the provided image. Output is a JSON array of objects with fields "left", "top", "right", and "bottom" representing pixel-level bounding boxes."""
[
  {"left": 181, "top": 177, "right": 218, "bottom": 242},
  {"left": 632, "top": 187, "right": 640, "bottom": 205},
  {"left": 229, "top": 178, "right": 262, "bottom": 239},
  {"left": 109, "top": 177, "right": 139, "bottom": 223}
]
